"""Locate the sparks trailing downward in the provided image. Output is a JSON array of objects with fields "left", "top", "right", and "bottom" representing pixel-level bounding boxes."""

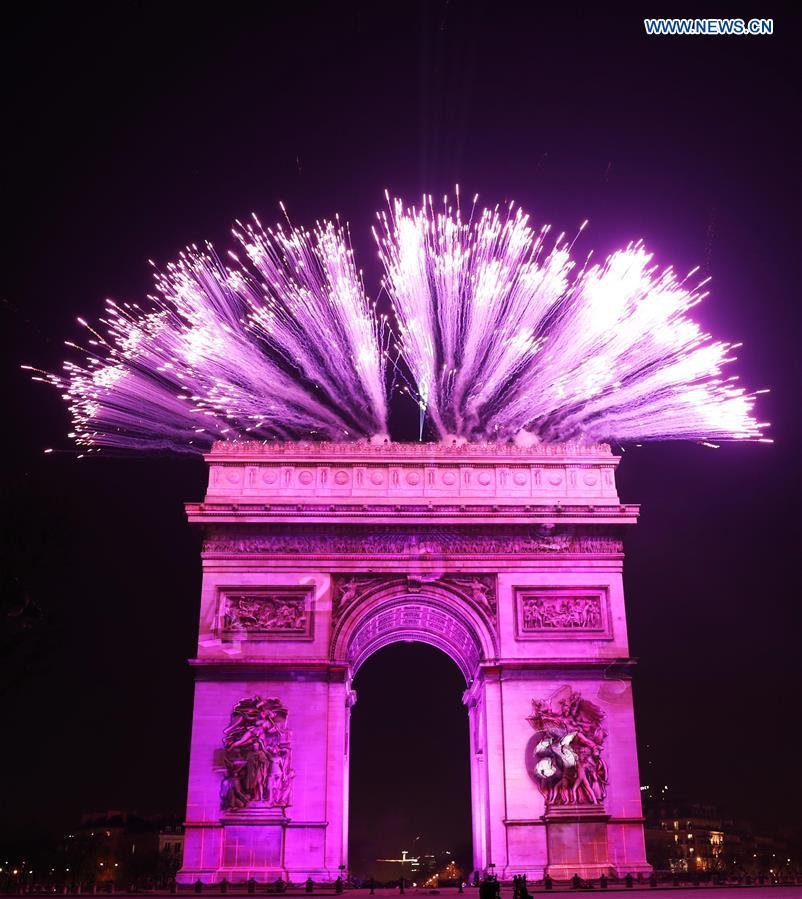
[
  {"left": 376, "top": 192, "right": 768, "bottom": 444},
  {"left": 26, "top": 194, "right": 769, "bottom": 454}
]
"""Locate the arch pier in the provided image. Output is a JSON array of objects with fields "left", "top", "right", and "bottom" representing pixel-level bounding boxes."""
[{"left": 178, "top": 441, "right": 651, "bottom": 883}]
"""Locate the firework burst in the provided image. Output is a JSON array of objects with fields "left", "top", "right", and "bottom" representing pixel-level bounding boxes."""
[
  {"left": 26, "top": 193, "right": 768, "bottom": 454},
  {"left": 375, "top": 191, "right": 768, "bottom": 444},
  {"left": 26, "top": 215, "right": 389, "bottom": 453}
]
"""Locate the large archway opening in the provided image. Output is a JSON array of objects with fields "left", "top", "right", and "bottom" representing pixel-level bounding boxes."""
[{"left": 348, "top": 642, "right": 472, "bottom": 882}]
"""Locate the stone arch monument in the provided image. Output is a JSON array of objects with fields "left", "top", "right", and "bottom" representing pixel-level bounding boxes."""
[{"left": 178, "top": 441, "right": 651, "bottom": 882}]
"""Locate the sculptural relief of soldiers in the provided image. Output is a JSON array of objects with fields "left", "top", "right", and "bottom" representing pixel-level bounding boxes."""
[
  {"left": 220, "top": 696, "right": 295, "bottom": 812},
  {"left": 526, "top": 686, "right": 608, "bottom": 807},
  {"left": 522, "top": 595, "right": 601, "bottom": 630},
  {"left": 223, "top": 594, "right": 306, "bottom": 632}
]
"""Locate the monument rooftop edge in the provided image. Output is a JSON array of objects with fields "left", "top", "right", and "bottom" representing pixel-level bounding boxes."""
[
  {"left": 205, "top": 438, "right": 616, "bottom": 461},
  {"left": 190, "top": 440, "right": 635, "bottom": 522}
]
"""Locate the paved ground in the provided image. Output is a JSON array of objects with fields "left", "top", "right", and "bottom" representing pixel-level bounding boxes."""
[
  {"left": 362, "top": 889, "right": 801, "bottom": 897},
  {"left": 600, "top": 891, "right": 802, "bottom": 898},
  {"left": 137, "top": 887, "right": 802, "bottom": 898},
  {"left": 341, "top": 888, "right": 802, "bottom": 897},
  {"left": 157, "top": 888, "right": 802, "bottom": 897},
  {"left": 14, "top": 889, "right": 802, "bottom": 898},
  {"left": 344, "top": 889, "right": 802, "bottom": 898}
]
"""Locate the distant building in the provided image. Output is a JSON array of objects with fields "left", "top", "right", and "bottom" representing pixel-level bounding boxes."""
[
  {"left": 59, "top": 811, "right": 183, "bottom": 887},
  {"left": 158, "top": 823, "right": 185, "bottom": 878},
  {"left": 374, "top": 848, "right": 457, "bottom": 884},
  {"left": 641, "top": 793, "right": 797, "bottom": 877},
  {"left": 63, "top": 811, "right": 156, "bottom": 884}
]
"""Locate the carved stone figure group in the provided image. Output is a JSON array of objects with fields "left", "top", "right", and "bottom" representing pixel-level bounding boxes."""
[
  {"left": 223, "top": 594, "right": 306, "bottom": 632},
  {"left": 220, "top": 696, "right": 295, "bottom": 812},
  {"left": 522, "top": 595, "right": 601, "bottom": 630},
  {"left": 332, "top": 573, "right": 497, "bottom": 623},
  {"left": 204, "top": 525, "right": 624, "bottom": 556},
  {"left": 527, "top": 688, "right": 608, "bottom": 806}
]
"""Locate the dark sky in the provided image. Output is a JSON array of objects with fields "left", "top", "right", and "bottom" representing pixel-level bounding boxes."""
[{"left": 1, "top": 2, "right": 800, "bottom": 868}]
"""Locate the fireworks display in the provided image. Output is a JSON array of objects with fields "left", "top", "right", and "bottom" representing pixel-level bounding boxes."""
[
  {"left": 26, "top": 193, "right": 768, "bottom": 453},
  {"left": 376, "top": 192, "right": 768, "bottom": 444},
  {"left": 26, "top": 215, "right": 389, "bottom": 453}
]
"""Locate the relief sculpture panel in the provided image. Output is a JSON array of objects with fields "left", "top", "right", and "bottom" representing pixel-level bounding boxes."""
[
  {"left": 217, "top": 588, "right": 313, "bottom": 640},
  {"left": 515, "top": 587, "right": 610, "bottom": 640},
  {"left": 220, "top": 696, "right": 295, "bottom": 813},
  {"left": 526, "top": 686, "right": 608, "bottom": 807}
]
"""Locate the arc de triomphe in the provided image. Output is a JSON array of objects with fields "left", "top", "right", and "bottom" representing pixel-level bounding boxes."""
[{"left": 177, "top": 441, "right": 651, "bottom": 882}]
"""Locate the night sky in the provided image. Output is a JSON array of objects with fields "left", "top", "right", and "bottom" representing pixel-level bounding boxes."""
[{"left": 2, "top": 3, "right": 800, "bottom": 871}]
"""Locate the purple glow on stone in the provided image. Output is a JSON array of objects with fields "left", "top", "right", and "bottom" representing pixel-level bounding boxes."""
[{"left": 178, "top": 441, "right": 654, "bottom": 882}]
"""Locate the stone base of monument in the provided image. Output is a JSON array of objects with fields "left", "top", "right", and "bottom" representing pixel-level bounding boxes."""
[
  {"left": 221, "top": 802, "right": 289, "bottom": 824},
  {"left": 543, "top": 804, "right": 613, "bottom": 880},
  {"left": 180, "top": 810, "right": 341, "bottom": 883},
  {"left": 219, "top": 804, "right": 287, "bottom": 875},
  {"left": 180, "top": 807, "right": 343, "bottom": 884}
]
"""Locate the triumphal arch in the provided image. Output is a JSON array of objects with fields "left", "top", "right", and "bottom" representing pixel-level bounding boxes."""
[{"left": 178, "top": 441, "right": 651, "bottom": 883}]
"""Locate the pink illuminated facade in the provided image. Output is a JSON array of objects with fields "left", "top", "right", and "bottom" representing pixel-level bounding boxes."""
[{"left": 178, "top": 441, "right": 651, "bottom": 882}]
